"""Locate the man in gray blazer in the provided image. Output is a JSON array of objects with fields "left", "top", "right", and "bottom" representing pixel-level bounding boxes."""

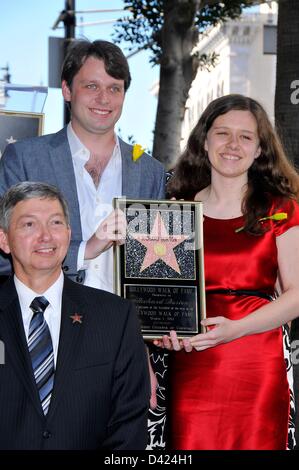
[{"left": 0, "top": 39, "right": 165, "bottom": 287}]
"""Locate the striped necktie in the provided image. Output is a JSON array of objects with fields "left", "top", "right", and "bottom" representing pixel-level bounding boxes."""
[{"left": 28, "top": 296, "right": 54, "bottom": 415}]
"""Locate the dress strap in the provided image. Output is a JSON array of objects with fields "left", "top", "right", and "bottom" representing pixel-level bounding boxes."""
[{"left": 207, "top": 289, "right": 274, "bottom": 301}]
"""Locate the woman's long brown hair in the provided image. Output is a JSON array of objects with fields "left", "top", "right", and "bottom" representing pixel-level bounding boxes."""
[{"left": 167, "top": 94, "right": 299, "bottom": 234}]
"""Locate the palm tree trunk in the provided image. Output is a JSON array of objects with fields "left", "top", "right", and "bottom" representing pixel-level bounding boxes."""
[{"left": 153, "top": 0, "right": 200, "bottom": 169}]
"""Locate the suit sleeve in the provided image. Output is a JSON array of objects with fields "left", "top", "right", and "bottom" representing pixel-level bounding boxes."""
[
  {"left": 0, "top": 143, "right": 28, "bottom": 193},
  {"left": 157, "top": 166, "right": 166, "bottom": 199},
  {"left": 101, "top": 302, "right": 150, "bottom": 450},
  {"left": 61, "top": 241, "right": 82, "bottom": 281},
  {"left": 0, "top": 144, "right": 27, "bottom": 275},
  {"left": 151, "top": 160, "right": 166, "bottom": 200}
]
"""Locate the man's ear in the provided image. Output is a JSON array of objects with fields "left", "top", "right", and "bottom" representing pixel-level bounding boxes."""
[
  {"left": 61, "top": 80, "right": 72, "bottom": 102},
  {"left": 0, "top": 229, "right": 11, "bottom": 255}
]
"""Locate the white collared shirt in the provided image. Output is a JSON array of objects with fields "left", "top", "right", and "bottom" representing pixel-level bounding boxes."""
[
  {"left": 14, "top": 272, "right": 64, "bottom": 366},
  {"left": 67, "top": 123, "right": 122, "bottom": 292}
]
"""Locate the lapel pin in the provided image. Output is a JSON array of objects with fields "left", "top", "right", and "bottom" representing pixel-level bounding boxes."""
[
  {"left": 70, "top": 313, "right": 83, "bottom": 324},
  {"left": 132, "top": 143, "right": 145, "bottom": 162}
]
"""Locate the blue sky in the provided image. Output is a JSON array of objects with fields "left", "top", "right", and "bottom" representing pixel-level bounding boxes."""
[{"left": 0, "top": 0, "right": 159, "bottom": 150}]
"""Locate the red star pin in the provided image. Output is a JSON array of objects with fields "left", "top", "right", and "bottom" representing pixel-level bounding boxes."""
[{"left": 70, "top": 313, "right": 83, "bottom": 324}]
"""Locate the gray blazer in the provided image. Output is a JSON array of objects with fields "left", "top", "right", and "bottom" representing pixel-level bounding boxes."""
[{"left": 0, "top": 127, "right": 166, "bottom": 278}]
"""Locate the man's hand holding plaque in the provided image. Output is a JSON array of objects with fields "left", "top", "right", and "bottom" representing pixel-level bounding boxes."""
[{"left": 114, "top": 198, "right": 206, "bottom": 339}]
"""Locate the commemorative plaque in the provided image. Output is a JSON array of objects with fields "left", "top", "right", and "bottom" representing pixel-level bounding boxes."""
[
  {"left": 114, "top": 199, "right": 206, "bottom": 339},
  {"left": 0, "top": 110, "right": 44, "bottom": 158}
]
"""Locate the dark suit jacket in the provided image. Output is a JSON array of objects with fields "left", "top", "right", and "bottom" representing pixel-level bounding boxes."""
[
  {"left": 0, "top": 128, "right": 166, "bottom": 278},
  {"left": 0, "top": 276, "right": 150, "bottom": 450}
]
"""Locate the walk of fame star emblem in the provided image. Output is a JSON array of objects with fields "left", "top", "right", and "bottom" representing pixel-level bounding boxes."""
[
  {"left": 70, "top": 313, "right": 83, "bottom": 324},
  {"left": 131, "top": 212, "right": 189, "bottom": 274}
]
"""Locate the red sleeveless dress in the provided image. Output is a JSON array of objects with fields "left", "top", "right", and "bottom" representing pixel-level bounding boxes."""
[{"left": 168, "top": 199, "right": 299, "bottom": 450}]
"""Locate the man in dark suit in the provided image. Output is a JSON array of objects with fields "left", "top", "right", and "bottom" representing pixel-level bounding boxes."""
[{"left": 0, "top": 181, "right": 150, "bottom": 450}]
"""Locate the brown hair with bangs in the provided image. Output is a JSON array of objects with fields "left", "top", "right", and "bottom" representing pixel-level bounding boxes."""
[{"left": 167, "top": 94, "right": 299, "bottom": 234}]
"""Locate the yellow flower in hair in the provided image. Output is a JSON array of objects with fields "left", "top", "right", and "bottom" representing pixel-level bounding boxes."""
[
  {"left": 235, "top": 212, "right": 288, "bottom": 233},
  {"left": 132, "top": 144, "right": 145, "bottom": 162}
]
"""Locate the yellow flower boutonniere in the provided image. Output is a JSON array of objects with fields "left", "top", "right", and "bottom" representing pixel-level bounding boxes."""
[
  {"left": 235, "top": 212, "right": 288, "bottom": 233},
  {"left": 132, "top": 143, "right": 145, "bottom": 162}
]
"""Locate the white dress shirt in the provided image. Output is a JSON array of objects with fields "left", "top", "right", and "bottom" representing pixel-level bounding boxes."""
[
  {"left": 14, "top": 272, "right": 64, "bottom": 366},
  {"left": 67, "top": 123, "right": 122, "bottom": 292}
]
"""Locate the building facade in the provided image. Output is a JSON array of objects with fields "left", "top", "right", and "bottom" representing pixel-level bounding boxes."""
[{"left": 181, "top": 3, "right": 277, "bottom": 148}]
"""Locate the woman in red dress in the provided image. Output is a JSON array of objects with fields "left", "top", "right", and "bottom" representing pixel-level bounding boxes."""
[{"left": 161, "top": 94, "right": 299, "bottom": 450}]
